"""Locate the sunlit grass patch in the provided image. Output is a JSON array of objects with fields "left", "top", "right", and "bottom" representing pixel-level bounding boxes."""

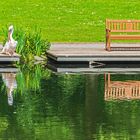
[{"left": 0, "top": 0, "right": 139, "bottom": 42}]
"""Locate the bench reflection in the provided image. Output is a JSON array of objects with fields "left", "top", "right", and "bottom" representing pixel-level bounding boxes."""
[{"left": 105, "top": 73, "right": 140, "bottom": 100}]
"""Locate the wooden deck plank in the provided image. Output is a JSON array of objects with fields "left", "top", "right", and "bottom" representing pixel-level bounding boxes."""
[
  {"left": 0, "top": 44, "right": 20, "bottom": 62},
  {"left": 0, "top": 53, "right": 20, "bottom": 62}
]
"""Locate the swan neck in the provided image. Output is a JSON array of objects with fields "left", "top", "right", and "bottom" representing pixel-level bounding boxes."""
[{"left": 9, "top": 31, "right": 13, "bottom": 41}]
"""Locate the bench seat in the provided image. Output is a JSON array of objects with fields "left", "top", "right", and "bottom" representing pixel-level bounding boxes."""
[{"left": 111, "top": 35, "right": 140, "bottom": 40}]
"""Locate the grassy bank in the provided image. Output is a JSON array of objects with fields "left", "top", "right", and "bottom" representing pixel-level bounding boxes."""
[{"left": 0, "top": 0, "right": 139, "bottom": 42}]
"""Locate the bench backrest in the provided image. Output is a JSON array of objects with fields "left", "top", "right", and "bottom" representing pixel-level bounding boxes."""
[{"left": 106, "top": 19, "right": 140, "bottom": 32}]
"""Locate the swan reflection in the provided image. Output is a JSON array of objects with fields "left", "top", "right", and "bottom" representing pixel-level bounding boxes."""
[{"left": 2, "top": 73, "right": 17, "bottom": 106}]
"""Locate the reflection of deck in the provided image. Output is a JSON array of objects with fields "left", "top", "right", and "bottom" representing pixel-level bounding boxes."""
[
  {"left": 47, "top": 62, "right": 140, "bottom": 74},
  {"left": 0, "top": 64, "right": 19, "bottom": 73},
  {"left": 47, "top": 64, "right": 140, "bottom": 73},
  {"left": 105, "top": 74, "right": 140, "bottom": 100}
]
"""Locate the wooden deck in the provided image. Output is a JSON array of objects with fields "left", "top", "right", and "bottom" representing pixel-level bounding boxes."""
[
  {"left": 47, "top": 43, "right": 140, "bottom": 62},
  {"left": 0, "top": 53, "right": 20, "bottom": 62},
  {"left": 0, "top": 45, "right": 20, "bottom": 62}
]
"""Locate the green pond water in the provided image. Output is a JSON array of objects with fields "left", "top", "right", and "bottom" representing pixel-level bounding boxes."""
[{"left": 0, "top": 65, "right": 140, "bottom": 140}]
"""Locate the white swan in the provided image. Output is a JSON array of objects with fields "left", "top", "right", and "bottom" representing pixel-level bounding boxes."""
[{"left": 1, "top": 25, "right": 18, "bottom": 56}]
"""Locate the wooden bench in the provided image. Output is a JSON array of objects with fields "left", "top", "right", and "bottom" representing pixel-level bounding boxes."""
[{"left": 106, "top": 19, "right": 140, "bottom": 51}]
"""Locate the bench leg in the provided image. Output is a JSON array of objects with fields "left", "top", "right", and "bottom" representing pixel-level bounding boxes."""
[
  {"left": 106, "top": 30, "right": 111, "bottom": 51},
  {"left": 106, "top": 36, "right": 111, "bottom": 51},
  {"left": 107, "top": 38, "right": 111, "bottom": 51}
]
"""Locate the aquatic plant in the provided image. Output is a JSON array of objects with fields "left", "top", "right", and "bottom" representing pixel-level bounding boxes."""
[{"left": 16, "top": 64, "right": 51, "bottom": 93}]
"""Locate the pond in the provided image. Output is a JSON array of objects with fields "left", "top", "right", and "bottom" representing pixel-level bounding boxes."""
[{"left": 0, "top": 64, "right": 140, "bottom": 139}]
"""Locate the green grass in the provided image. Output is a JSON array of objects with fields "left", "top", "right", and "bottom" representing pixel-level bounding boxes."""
[{"left": 0, "top": 0, "right": 140, "bottom": 42}]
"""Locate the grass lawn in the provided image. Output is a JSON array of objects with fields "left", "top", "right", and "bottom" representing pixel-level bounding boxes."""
[{"left": 0, "top": 0, "right": 140, "bottom": 42}]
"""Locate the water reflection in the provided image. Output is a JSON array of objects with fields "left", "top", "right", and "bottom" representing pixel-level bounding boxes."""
[
  {"left": 105, "top": 73, "right": 140, "bottom": 100},
  {"left": 1, "top": 65, "right": 140, "bottom": 139},
  {"left": 2, "top": 73, "right": 17, "bottom": 106}
]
